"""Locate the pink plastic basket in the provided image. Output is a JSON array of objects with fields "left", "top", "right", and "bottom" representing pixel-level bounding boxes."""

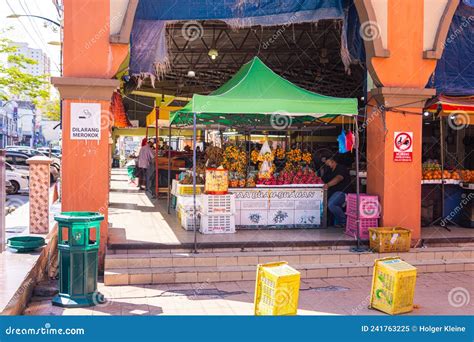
[
  {"left": 345, "top": 214, "right": 378, "bottom": 240},
  {"left": 346, "top": 193, "right": 380, "bottom": 219}
]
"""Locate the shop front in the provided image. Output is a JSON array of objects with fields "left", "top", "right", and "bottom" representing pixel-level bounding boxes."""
[{"left": 52, "top": 0, "right": 470, "bottom": 269}]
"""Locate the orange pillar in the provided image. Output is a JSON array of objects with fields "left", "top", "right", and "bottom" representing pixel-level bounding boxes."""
[
  {"left": 355, "top": 0, "right": 458, "bottom": 240},
  {"left": 366, "top": 91, "right": 432, "bottom": 240},
  {"left": 53, "top": 0, "right": 128, "bottom": 270}
]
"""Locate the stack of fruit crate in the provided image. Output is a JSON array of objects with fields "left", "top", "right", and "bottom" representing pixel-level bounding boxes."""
[
  {"left": 199, "top": 194, "right": 236, "bottom": 234},
  {"left": 345, "top": 193, "right": 380, "bottom": 239}
]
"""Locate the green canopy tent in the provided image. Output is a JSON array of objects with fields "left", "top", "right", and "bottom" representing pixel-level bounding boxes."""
[
  {"left": 170, "top": 56, "right": 357, "bottom": 127},
  {"left": 166, "top": 57, "right": 364, "bottom": 252}
]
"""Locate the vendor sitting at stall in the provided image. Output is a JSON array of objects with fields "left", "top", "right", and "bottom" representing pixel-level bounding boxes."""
[{"left": 322, "top": 156, "right": 351, "bottom": 227}]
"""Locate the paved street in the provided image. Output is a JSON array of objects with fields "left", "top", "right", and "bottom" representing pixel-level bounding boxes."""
[
  {"left": 25, "top": 271, "right": 474, "bottom": 316},
  {"left": 5, "top": 193, "right": 29, "bottom": 239}
]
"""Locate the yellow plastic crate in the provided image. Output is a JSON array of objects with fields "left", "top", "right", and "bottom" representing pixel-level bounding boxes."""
[
  {"left": 369, "top": 227, "right": 411, "bottom": 253},
  {"left": 254, "top": 261, "right": 300, "bottom": 316},
  {"left": 177, "top": 184, "right": 204, "bottom": 196},
  {"left": 370, "top": 257, "right": 417, "bottom": 315}
]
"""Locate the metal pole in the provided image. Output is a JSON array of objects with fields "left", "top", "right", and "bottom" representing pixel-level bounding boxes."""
[
  {"left": 155, "top": 109, "right": 159, "bottom": 198},
  {"left": 351, "top": 118, "right": 366, "bottom": 252},
  {"left": 192, "top": 112, "right": 197, "bottom": 253},
  {"left": 31, "top": 111, "right": 36, "bottom": 148},
  {"left": 355, "top": 118, "right": 361, "bottom": 250},
  {"left": 440, "top": 115, "right": 445, "bottom": 219},
  {"left": 167, "top": 125, "right": 172, "bottom": 214},
  {"left": 439, "top": 115, "right": 453, "bottom": 229}
]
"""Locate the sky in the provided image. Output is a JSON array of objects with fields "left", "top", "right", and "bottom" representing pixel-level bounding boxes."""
[{"left": 0, "top": 0, "right": 62, "bottom": 77}]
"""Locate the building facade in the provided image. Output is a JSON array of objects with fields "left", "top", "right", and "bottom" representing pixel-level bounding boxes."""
[{"left": 8, "top": 42, "right": 51, "bottom": 77}]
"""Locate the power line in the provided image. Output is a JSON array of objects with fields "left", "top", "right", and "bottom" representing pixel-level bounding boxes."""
[
  {"left": 19, "top": 0, "right": 61, "bottom": 73},
  {"left": 6, "top": 0, "right": 61, "bottom": 74}
]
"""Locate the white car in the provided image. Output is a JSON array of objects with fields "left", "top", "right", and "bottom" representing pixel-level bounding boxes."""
[{"left": 5, "top": 163, "right": 29, "bottom": 194}]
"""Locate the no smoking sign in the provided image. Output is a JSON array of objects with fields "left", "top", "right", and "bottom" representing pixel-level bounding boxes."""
[{"left": 393, "top": 131, "right": 413, "bottom": 162}]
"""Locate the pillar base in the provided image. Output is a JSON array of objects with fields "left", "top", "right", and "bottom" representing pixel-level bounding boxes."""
[{"left": 52, "top": 292, "right": 103, "bottom": 308}]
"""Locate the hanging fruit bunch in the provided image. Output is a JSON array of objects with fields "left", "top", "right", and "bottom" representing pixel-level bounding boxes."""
[
  {"left": 302, "top": 151, "right": 312, "bottom": 165},
  {"left": 251, "top": 149, "right": 260, "bottom": 164},
  {"left": 222, "top": 144, "right": 247, "bottom": 174},
  {"left": 284, "top": 148, "right": 302, "bottom": 171},
  {"left": 205, "top": 145, "right": 223, "bottom": 168},
  {"left": 274, "top": 145, "right": 286, "bottom": 160}
]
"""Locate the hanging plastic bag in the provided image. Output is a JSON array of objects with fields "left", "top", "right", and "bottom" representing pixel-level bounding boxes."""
[
  {"left": 346, "top": 130, "right": 354, "bottom": 152},
  {"left": 338, "top": 129, "right": 347, "bottom": 153}
]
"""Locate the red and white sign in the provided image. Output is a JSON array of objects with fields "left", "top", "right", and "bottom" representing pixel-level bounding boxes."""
[{"left": 393, "top": 131, "right": 413, "bottom": 162}]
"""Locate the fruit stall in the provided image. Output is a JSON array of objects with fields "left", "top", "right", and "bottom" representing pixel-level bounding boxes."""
[
  {"left": 421, "top": 96, "right": 474, "bottom": 227},
  {"left": 164, "top": 57, "right": 361, "bottom": 249},
  {"left": 421, "top": 161, "right": 474, "bottom": 226}
]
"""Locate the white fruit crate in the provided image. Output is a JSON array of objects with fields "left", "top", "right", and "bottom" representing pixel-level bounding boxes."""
[
  {"left": 200, "top": 215, "right": 236, "bottom": 234},
  {"left": 180, "top": 209, "right": 200, "bottom": 231},
  {"left": 200, "top": 194, "right": 235, "bottom": 215},
  {"left": 176, "top": 195, "right": 201, "bottom": 209}
]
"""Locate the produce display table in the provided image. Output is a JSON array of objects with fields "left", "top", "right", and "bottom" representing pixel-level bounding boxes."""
[
  {"left": 421, "top": 180, "right": 473, "bottom": 227},
  {"left": 228, "top": 185, "right": 327, "bottom": 229}
]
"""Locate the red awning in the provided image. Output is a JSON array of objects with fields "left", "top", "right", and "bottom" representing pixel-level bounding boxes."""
[{"left": 426, "top": 95, "right": 474, "bottom": 114}]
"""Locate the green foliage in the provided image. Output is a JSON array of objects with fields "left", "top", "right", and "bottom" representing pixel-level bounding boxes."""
[
  {"left": 37, "top": 98, "right": 60, "bottom": 121},
  {"left": 0, "top": 34, "right": 50, "bottom": 104}
]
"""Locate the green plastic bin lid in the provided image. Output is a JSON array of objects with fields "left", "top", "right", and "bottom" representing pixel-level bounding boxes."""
[
  {"left": 54, "top": 211, "right": 105, "bottom": 223},
  {"left": 7, "top": 236, "right": 45, "bottom": 252}
]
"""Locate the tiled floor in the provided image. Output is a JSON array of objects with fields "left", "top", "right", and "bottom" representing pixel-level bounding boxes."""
[
  {"left": 107, "top": 169, "right": 474, "bottom": 248},
  {"left": 1, "top": 187, "right": 60, "bottom": 314},
  {"left": 25, "top": 272, "right": 474, "bottom": 316}
]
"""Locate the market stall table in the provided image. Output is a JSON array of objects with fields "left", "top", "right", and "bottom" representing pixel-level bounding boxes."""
[{"left": 229, "top": 185, "right": 327, "bottom": 228}]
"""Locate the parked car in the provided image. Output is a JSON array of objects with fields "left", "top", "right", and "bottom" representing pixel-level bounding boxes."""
[
  {"left": 5, "top": 162, "right": 29, "bottom": 194},
  {"left": 6, "top": 146, "right": 61, "bottom": 172},
  {"left": 5, "top": 151, "right": 59, "bottom": 183},
  {"left": 37, "top": 146, "right": 62, "bottom": 157}
]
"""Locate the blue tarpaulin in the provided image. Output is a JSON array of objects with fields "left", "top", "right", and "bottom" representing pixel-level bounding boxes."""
[
  {"left": 134, "top": 0, "right": 343, "bottom": 20},
  {"left": 130, "top": 0, "right": 344, "bottom": 80},
  {"left": 427, "top": 0, "right": 474, "bottom": 95},
  {"left": 129, "top": 0, "right": 473, "bottom": 97}
]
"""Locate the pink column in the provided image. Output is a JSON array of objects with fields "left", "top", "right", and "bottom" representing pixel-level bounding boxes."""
[{"left": 27, "top": 156, "right": 52, "bottom": 234}]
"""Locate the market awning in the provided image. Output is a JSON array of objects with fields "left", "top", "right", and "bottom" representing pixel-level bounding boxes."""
[
  {"left": 425, "top": 95, "right": 474, "bottom": 117},
  {"left": 170, "top": 57, "right": 358, "bottom": 126}
]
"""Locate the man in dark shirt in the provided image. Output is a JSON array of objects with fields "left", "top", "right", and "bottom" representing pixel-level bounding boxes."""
[{"left": 322, "top": 157, "right": 351, "bottom": 227}]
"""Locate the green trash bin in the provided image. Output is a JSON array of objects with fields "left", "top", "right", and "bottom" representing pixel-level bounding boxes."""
[{"left": 52, "top": 211, "right": 104, "bottom": 307}]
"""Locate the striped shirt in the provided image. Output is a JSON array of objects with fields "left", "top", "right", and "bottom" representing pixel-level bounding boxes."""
[{"left": 137, "top": 145, "right": 154, "bottom": 168}]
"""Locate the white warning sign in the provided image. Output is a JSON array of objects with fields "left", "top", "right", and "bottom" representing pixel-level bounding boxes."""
[
  {"left": 70, "top": 103, "right": 101, "bottom": 140},
  {"left": 393, "top": 131, "right": 413, "bottom": 162}
]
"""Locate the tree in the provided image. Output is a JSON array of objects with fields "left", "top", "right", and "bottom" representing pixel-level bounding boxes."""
[
  {"left": 0, "top": 33, "right": 50, "bottom": 104},
  {"left": 37, "top": 97, "right": 60, "bottom": 121}
]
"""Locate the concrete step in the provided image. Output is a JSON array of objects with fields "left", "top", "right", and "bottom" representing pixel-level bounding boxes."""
[
  {"left": 105, "top": 246, "right": 474, "bottom": 270},
  {"left": 104, "top": 258, "right": 474, "bottom": 286},
  {"left": 107, "top": 240, "right": 474, "bottom": 254}
]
